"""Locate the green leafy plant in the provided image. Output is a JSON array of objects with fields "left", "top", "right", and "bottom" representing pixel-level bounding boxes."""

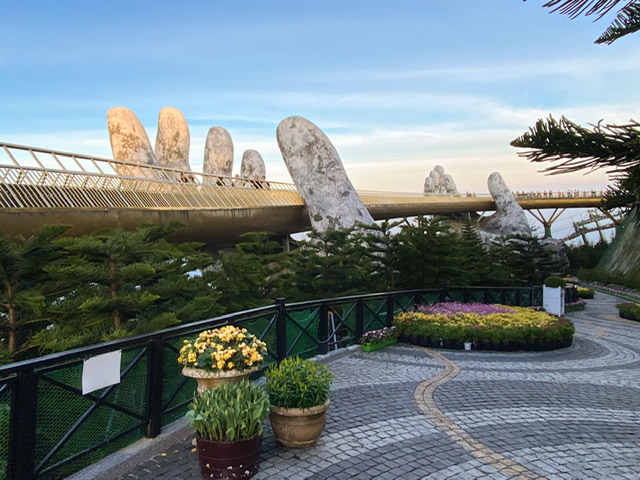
[
  {"left": 577, "top": 287, "right": 595, "bottom": 299},
  {"left": 394, "top": 304, "right": 575, "bottom": 347},
  {"left": 264, "top": 357, "right": 333, "bottom": 409},
  {"left": 185, "top": 380, "right": 270, "bottom": 442},
  {"left": 544, "top": 276, "right": 567, "bottom": 288},
  {"left": 616, "top": 303, "right": 640, "bottom": 321}
]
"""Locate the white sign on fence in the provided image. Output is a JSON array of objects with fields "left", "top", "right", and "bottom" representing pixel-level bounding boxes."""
[{"left": 82, "top": 350, "right": 122, "bottom": 395}]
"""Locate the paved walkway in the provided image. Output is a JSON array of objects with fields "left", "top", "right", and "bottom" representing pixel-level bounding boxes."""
[{"left": 79, "top": 292, "right": 640, "bottom": 479}]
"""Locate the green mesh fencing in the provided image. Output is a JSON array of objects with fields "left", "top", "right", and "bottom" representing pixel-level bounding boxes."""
[
  {"left": 35, "top": 349, "right": 148, "bottom": 479},
  {"left": 362, "top": 298, "right": 388, "bottom": 333},
  {"left": 285, "top": 308, "right": 321, "bottom": 358}
]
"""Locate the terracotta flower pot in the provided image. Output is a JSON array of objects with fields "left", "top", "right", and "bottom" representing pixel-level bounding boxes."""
[
  {"left": 196, "top": 433, "right": 262, "bottom": 479},
  {"left": 182, "top": 366, "right": 259, "bottom": 396},
  {"left": 269, "top": 401, "right": 330, "bottom": 447}
]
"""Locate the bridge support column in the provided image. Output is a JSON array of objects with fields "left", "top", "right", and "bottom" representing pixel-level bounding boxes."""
[{"left": 528, "top": 208, "right": 566, "bottom": 238}]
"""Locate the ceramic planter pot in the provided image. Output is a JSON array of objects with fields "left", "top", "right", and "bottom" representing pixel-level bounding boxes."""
[
  {"left": 269, "top": 401, "right": 330, "bottom": 447},
  {"left": 182, "top": 366, "right": 259, "bottom": 396},
  {"left": 196, "top": 433, "right": 262, "bottom": 479}
]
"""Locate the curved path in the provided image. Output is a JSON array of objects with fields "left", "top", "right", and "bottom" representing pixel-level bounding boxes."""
[{"left": 76, "top": 292, "right": 640, "bottom": 480}]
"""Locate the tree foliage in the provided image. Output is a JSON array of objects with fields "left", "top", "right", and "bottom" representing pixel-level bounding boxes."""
[{"left": 528, "top": 0, "right": 640, "bottom": 44}]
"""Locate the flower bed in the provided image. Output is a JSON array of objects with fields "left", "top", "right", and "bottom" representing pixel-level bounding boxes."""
[
  {"left": 360, "top": 327, "right": 399, "bottom": 352},
  {"left": 394, "top": 302, "right": 574, "bottom": 352},
  {"left": 565, "top": 298, "right": 586, "bottom": 312},
  {"left": 576, "top": 287, "right": 595, "bottom": 299},
  {"left": 616, "top": 303, "right": 640, "bottom": 322}
]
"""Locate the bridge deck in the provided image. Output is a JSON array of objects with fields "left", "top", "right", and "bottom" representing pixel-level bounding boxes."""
[{"left": 0, "top": 142, "right": 604, "bottom": 245}]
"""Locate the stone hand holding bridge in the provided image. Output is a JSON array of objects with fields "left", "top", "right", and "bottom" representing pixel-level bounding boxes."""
[{"left": 0, "top": 107, "right": 605, "bottom": 246}]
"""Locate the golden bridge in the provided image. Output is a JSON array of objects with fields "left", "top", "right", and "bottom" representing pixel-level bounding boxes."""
[{"left": 0, "top": 142, "right": 605, "bottom": 246}]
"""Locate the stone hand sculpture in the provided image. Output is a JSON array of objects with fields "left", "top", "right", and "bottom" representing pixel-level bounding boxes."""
[
  {"left": 107, "top": 107, "right": 158, "bottom": 178},
  {"left": 424, "top": 165, "right": 459, "bottom": 195},
  {"left": 277, "top": 116, "right": 375, "bottom": 232},
  {"left": 155, "top": 107, "right": 192, "bottom": 179},
  {"left": 479, "top": 172, "right": 532, "bottom": 238},
  {"left": 203, "top": 126, "right": 234, "bottom": 177}
]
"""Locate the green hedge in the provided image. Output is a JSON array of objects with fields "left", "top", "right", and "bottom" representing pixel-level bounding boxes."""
[
  {"left": 394, "top": 307, "right": 575, "bottom": 351},
  {"left": 616, "top": 303, "right": 640, "bottom": 321}
]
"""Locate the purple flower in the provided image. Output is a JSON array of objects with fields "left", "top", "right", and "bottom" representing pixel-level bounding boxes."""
[
  {"left": 417, "top": 302, "right": 516, "bottom": 316},
  {"left": 361, "top": 326, "right": 398, "bottom": 344}
]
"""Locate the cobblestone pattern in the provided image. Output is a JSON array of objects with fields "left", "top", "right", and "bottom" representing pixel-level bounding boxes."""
[{"left": 118, "top": 293, "right": 640, "bottom": 479}]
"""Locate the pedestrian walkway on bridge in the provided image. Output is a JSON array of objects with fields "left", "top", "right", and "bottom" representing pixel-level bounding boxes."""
[{"left": 71, "top": 292, "right": 640, "bottom": 480}]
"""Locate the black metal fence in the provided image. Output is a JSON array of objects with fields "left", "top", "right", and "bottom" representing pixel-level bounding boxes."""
[{"left": 0, "top": 286, "right": 544, "bottom": 480}]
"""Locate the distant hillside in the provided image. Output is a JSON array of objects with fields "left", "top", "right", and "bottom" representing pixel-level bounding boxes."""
[{"left": 597, "top": 207, "right": 640, "bottom": 277}]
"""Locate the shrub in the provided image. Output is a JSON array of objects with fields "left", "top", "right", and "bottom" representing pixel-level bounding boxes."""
[
  {"left": 544, "top": 276, "right": 567, "bottom": 288},
  {"left": 576, "top": 287, "right": 595, "bottom": 299},
  {"left": 264, "top": 357, "right": 334, "bottom": 409},
  {"left": 616, "top": 303, "right": 640, "bottom": 321},
  {"left": 565, "top": 298, "right": 587, "bottom": 312},
  {"left": 394, "top": 303, "right": 575, "bottom": 348}
]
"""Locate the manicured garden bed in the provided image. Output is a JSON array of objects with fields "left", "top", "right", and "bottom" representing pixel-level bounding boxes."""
[
  {"left": 394, "top": 302, "right": 575, "bottom": 352},
  {"left": 616, "top": 303, "right": 640, "bottom": 322}
]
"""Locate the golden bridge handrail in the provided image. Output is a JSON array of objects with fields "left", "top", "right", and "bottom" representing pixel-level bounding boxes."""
[
  {"left": 1, "top": 142, "right": 304, "bottom": 210},
  {"left": 1, "top": 141, "right": 605, "bottom": 211}
]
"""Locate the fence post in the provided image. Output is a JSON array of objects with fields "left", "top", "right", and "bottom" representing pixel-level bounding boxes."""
[
  {"left": 386, "top": 294, "right": 394, "bottom": 327},
  {"left": 318, "top": 302, "right": 329, "bottom": 354},
  {"left": 145, "top": 337, "right": 165, "bottom": 438},
  {"left": 355, "top": 298, "right": 364, "bottom": 341},
  {"left": 8, "top": 369, "right": 38, "bottom": 480},
  {"left": 500, "top": 288, "right": 507, "bottom": 305},
  {"left": 439, "top": 285, "right": 447, "bottom": 303},
  {"left": 463, "top": 288, "right": 471, "bottom": 304},
  {"left": 275, "top": 298, "right": 287, "bottom": 361}
]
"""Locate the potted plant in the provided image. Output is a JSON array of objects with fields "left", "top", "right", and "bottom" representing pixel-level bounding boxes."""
[
  {"left": 264, "top": 356, "right": 334, "bottom": 447},
  {"left": 178, "top": 325, "right": 268, "bottom": 395},
  {"left": 186, "top": 379, "right": 270, "bottom": 479},
  {"left": 360, "top": 326, "right": 399, "bottom": 352}
]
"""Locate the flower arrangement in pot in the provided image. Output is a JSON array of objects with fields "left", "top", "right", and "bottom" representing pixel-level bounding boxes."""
[
  {"left": 186, "top": 379, "right": 270, "bottom": 480},
  {"left": 360, "top": 326, "right": 399, "bottom": 352},
  {"left": 178, "top": 325, "right": 268, "bottom": 395},
  {"left": 264, "top": 356, "right": 334, "bottom": 447}
]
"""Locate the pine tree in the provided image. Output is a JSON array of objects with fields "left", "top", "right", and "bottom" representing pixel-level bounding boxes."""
[
  {"left": 489, "top": 235, "right": 563, "bottom": 286},
  {"left": 394, "top": 216, "right": 464, "bottom": 289},
  {"left": 361, "top": 220, "right": 403, "bottom": 291},
  {"left": 290, "top": 228, "right": 372, "bottom": 300},
  {"left": 30, "top": 223, "right": 220, "bottom": 353},
  {"left": 529, "top": 0, "right": 640, "bottom": 44},
  {"left": 0, "top": 225, "right": 70, "bottom": 363},
  {"left": 459, "top": 216, "right": 492, "bottom": 286}
]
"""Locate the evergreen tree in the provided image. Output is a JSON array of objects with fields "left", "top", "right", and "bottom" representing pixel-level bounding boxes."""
[
  {"left": 529, "top": 0, "right": 640, "bottom": 44},
  {"left": 0, "top": 225, "right": 69, "bottom": 363},
  {"left": 206, "top": 248, "right": 269, "bottom": 313},
  {"left": 30, "top": 223, "right": 220, "bottom": 353},
  {"left": 234, "top": 231, "right": 296, "bottom": 302},
  {"left": 458, "top": 216, "right": 493, "bottom": 286},
  {"left": 290, "top": 228, "right": 371, "bottom": 300},
  {"left": 360, "top": 220, "right": 402, "bottom": 291},
  {"left": 489, "top": 235, "right": 562, "bottom": 286},
  {"left": 394, "top": 216, "right": 464, "bottom": 289}
]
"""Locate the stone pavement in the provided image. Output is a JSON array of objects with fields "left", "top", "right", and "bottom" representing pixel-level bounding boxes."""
[{"left": 74, "top": 292, "right": 640, "bottom": 480}]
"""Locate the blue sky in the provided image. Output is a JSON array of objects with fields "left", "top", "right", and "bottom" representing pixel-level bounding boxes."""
[{"left": 2, "top": 0, "right": 639, "bottom": 198}]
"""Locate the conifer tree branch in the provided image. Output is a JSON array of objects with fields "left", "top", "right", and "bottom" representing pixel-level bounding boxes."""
[{"left": 510, "top": 115, "right": 640, "bottom": 177}]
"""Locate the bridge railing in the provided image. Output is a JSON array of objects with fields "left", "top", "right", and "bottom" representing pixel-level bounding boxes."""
[
  {"left": 1, "top": 142, "right": 303, "bottom": 210},
  {"left": 0, "top": 285, "right": 543, "bottom": 480}
]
